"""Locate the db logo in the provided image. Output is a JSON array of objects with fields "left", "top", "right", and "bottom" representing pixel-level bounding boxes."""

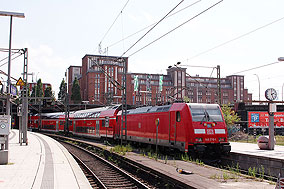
[{"left": 207, "top": 129, "right": 214, "bottom": 135}]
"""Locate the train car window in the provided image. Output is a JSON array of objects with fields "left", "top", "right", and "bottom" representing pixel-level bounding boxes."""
[
  {"left": 102, "top": 120, "right": 105, "bottom": 127},
  {"left": 163, "top": 106, "right": 170, "bottom": 111},
  {"left": 176, "top": 111, "right": 181, "bottom": 122},
  {"left": 105, "top": 117, "right": 109, "bottom": 127},
  {"left": 157, "top": 107, "right": 163, "bottom": 112}
]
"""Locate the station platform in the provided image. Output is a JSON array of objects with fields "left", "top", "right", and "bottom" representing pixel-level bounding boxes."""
[
  {"left": 82, "top": 139, "right": 276, "bottom": 188},
  {"left": 0, "top": 130, "right": 91, "bottom": 189},
  {"left": 230, "top": 141, "right": 284, "bottom": 160}
]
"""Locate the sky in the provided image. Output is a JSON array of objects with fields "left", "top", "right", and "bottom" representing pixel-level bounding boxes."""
[{"left": 1, "top": 0, "right": 284, "bottom": 102}]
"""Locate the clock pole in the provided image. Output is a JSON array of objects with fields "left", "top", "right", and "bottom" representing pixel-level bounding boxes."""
[
  {"left": 268, "top": 103, "right": 276, "bottom": 150},
  {"left": 264, "top": 88, "right": 277, "bottom": 150}
]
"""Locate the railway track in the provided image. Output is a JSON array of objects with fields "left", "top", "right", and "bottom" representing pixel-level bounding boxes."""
[
  {"left": 60, "top": 141, "right": 150, "bottom": 189},
  {"left": 50, "top": 134, "right": 193, "bottom": 188}
]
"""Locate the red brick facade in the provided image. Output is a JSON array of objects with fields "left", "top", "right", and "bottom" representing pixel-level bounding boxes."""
[{"left": 67, "top": 54, "right": 252, "bottom": 106}]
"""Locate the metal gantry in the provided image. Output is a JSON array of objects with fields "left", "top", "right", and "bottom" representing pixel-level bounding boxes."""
[
  {"left": 217, "top": 65, "right": 221, "bottom": 105},
  {"left": 120, "top": 58, "right": 127, "bottom": 145},
  {"left": 19, "top": 48, "right": 28, "bottom": 145}
]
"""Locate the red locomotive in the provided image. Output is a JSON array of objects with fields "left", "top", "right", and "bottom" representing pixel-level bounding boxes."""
[{"left": 28, "top": 103, "right": 230, "bottom": 155}]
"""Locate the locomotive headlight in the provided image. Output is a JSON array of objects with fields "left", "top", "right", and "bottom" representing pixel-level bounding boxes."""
[
  {"left": 203, "top": 123, "right": 207, "bottom": 127},
  {"left": 212, "top": 123, "right": 216, "bottom": 127},
  {"left": 219, "top": 137, "right": 225, "bottom": 142},
  {"left": 195, "top": 137, "right": 203, "bottom": 142}
]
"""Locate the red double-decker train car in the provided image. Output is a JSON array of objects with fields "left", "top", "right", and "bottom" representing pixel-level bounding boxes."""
[
  {"left": 28, "top": 103, "right": 230, "bottom": 155},
  {"left": 71, "top": 106, "right": 120, "bottom": 139}
]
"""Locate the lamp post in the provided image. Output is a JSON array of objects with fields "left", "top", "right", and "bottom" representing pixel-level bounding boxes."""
[
  {"left": 282, "top": 83, "right": 284, "bottom": 105},
  {"left": 0, "top": 11, "right": 24, "bottom": 164},
  {"left": 253, "top": 74, "right": 260, "bottom": 102},
  {"left": 278, "top": 57, "right": 284, "bottom": 104},
  {"left": 0, "top": 11, "right": 25, "bottom": 116}
]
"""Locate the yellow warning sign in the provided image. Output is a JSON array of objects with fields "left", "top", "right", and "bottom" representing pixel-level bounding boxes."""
[{"left": 16, "top": 77, "right": 25, "bottom": 86}]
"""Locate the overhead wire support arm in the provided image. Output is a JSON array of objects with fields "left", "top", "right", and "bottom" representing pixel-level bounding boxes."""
[{"left": 0, "top": 49, "right": 25, "bottom": 68}]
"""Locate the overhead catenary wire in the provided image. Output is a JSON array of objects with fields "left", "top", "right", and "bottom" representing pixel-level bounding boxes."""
[
  {"left": 120, "top": 0, "right": 185, "bottom": 58},
  {"left": 92, "top": 59, "right": 122, "bottom": 89},
  {"left": 127, "top": 0, "right": 223, "bottom": 58},
  {"left": 186, "top": 15, "right": 284, "bottom": 61},
  {"left": 106, "top": 0, "right": 201, "bottom": 49},
  {"left": 231, "top": 61, "right": 280, "bottom": 75},
  {"left": 0, "top": 52, "right": 24, "bottom": 68},
  {"left": 0, "top": 53, "right": 16, "bottom": 64},
  {"left": 96, "top": 0, "right": 131, "bottom": 53}
]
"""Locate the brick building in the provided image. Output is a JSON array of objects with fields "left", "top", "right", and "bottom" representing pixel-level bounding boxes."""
[
  {"left": 67, "top": 54, "right": 252, "bottom": 106},
  {"left": 27, "top": 82, "right": 52, "bottom": 95},
  {"left": 67, "top": 65, "right": 82, "bottom": 95},
  {"left": 79, "top": 54, "right": 128, "bottom": 105}
]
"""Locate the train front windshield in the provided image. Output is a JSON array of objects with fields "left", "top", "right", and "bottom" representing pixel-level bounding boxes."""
[{"left": 188, "top": 104, "right": 224, "bottom": 122}]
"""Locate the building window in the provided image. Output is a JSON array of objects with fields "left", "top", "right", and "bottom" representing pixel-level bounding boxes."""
[{"left": 206, "top": 98, "right": 211, "bottom": 103}]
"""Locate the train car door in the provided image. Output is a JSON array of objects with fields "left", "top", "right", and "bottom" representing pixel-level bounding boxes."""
[
  {"left": 96, "top": 120, "right": 100, "bottom": 136},
  {"left": 73, "top": 121, "right": 76, "bottom": 132},
  {"left": 56, "top": 121, "right": 59, "bottom": 131},
  {"left": 169, "top": 111, "right": 176, "bottom": 145}
]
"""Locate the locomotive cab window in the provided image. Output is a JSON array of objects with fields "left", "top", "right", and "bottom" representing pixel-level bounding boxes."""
[
  {"left": 176, "top": 111, "right": 181, "bottom": 122},
  {"left": 189, "top": 104, "right": 223, "bottom": 122}
]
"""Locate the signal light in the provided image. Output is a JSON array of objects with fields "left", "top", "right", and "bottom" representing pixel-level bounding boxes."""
[
  {"left": 219, "top": 137, "right": 225, "bottom": 142},
  {"left": 195, "top": 138, "right": 203, "bottom": 142}
]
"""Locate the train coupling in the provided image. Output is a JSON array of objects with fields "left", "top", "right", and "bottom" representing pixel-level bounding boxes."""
[{"left": 221, "top": 144, "right": 231, "bottom": 153}]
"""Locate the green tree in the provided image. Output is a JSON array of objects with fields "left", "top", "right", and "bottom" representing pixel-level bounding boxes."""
[
  {"left": 183, "top": 96, "right": 190, "bottom": 103},
  {"left": 71, "top": 77, "right": 81, "bottom": 104},
  {"left": 44, "top": 86, "right": 55, "bottom": 106},
  {"left": 44, "top": 86, "right": 53, "bottom": 97},
  {"left": 58, "top": 78, "right": 66, "bottom": 101},
  {"left": 36, "top": 79, "right": 43, "bottom": 97},
  {"left": 221, "top": 104, "right": 240, "bottom": 127},
  {"left": 31, "top": 86, "right": 36, "bottom": 97}
]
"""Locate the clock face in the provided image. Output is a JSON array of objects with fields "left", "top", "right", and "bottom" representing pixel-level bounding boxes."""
[{"left": 265, "top": 88, "right": 277, "bottom": 101}]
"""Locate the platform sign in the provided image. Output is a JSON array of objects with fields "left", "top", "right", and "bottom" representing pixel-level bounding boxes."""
[
  {"left": 0, "top": 115, "right": 11, "bottom": 135},
  {"left": 248, "top": 112, "right": 284, "bottom": 128},
  {"left": 16, "top": 77, "right": 25, "bottom": 87},
  {"left": 10, "top": 84, "right": 17, "bottom": 96}
]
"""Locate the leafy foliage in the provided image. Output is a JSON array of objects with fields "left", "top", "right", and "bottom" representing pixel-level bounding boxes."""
[
  {"left": 71, "top": 77, "right": 81, "bottom": 104},
  {"left": 221, "top": 104, "right": 240, "bottom": 126},
  {"left": 183, "top": 96, "right": 190, "bottom": 103},
  {"left": 35, "top": 79, "right": 43, "bottom": 97},
  {"left": 44, "top": 86, "right": 53, "bottom": 97},
  {"left": 58, "top": 78, "right": 66, "bottom": 101}
]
